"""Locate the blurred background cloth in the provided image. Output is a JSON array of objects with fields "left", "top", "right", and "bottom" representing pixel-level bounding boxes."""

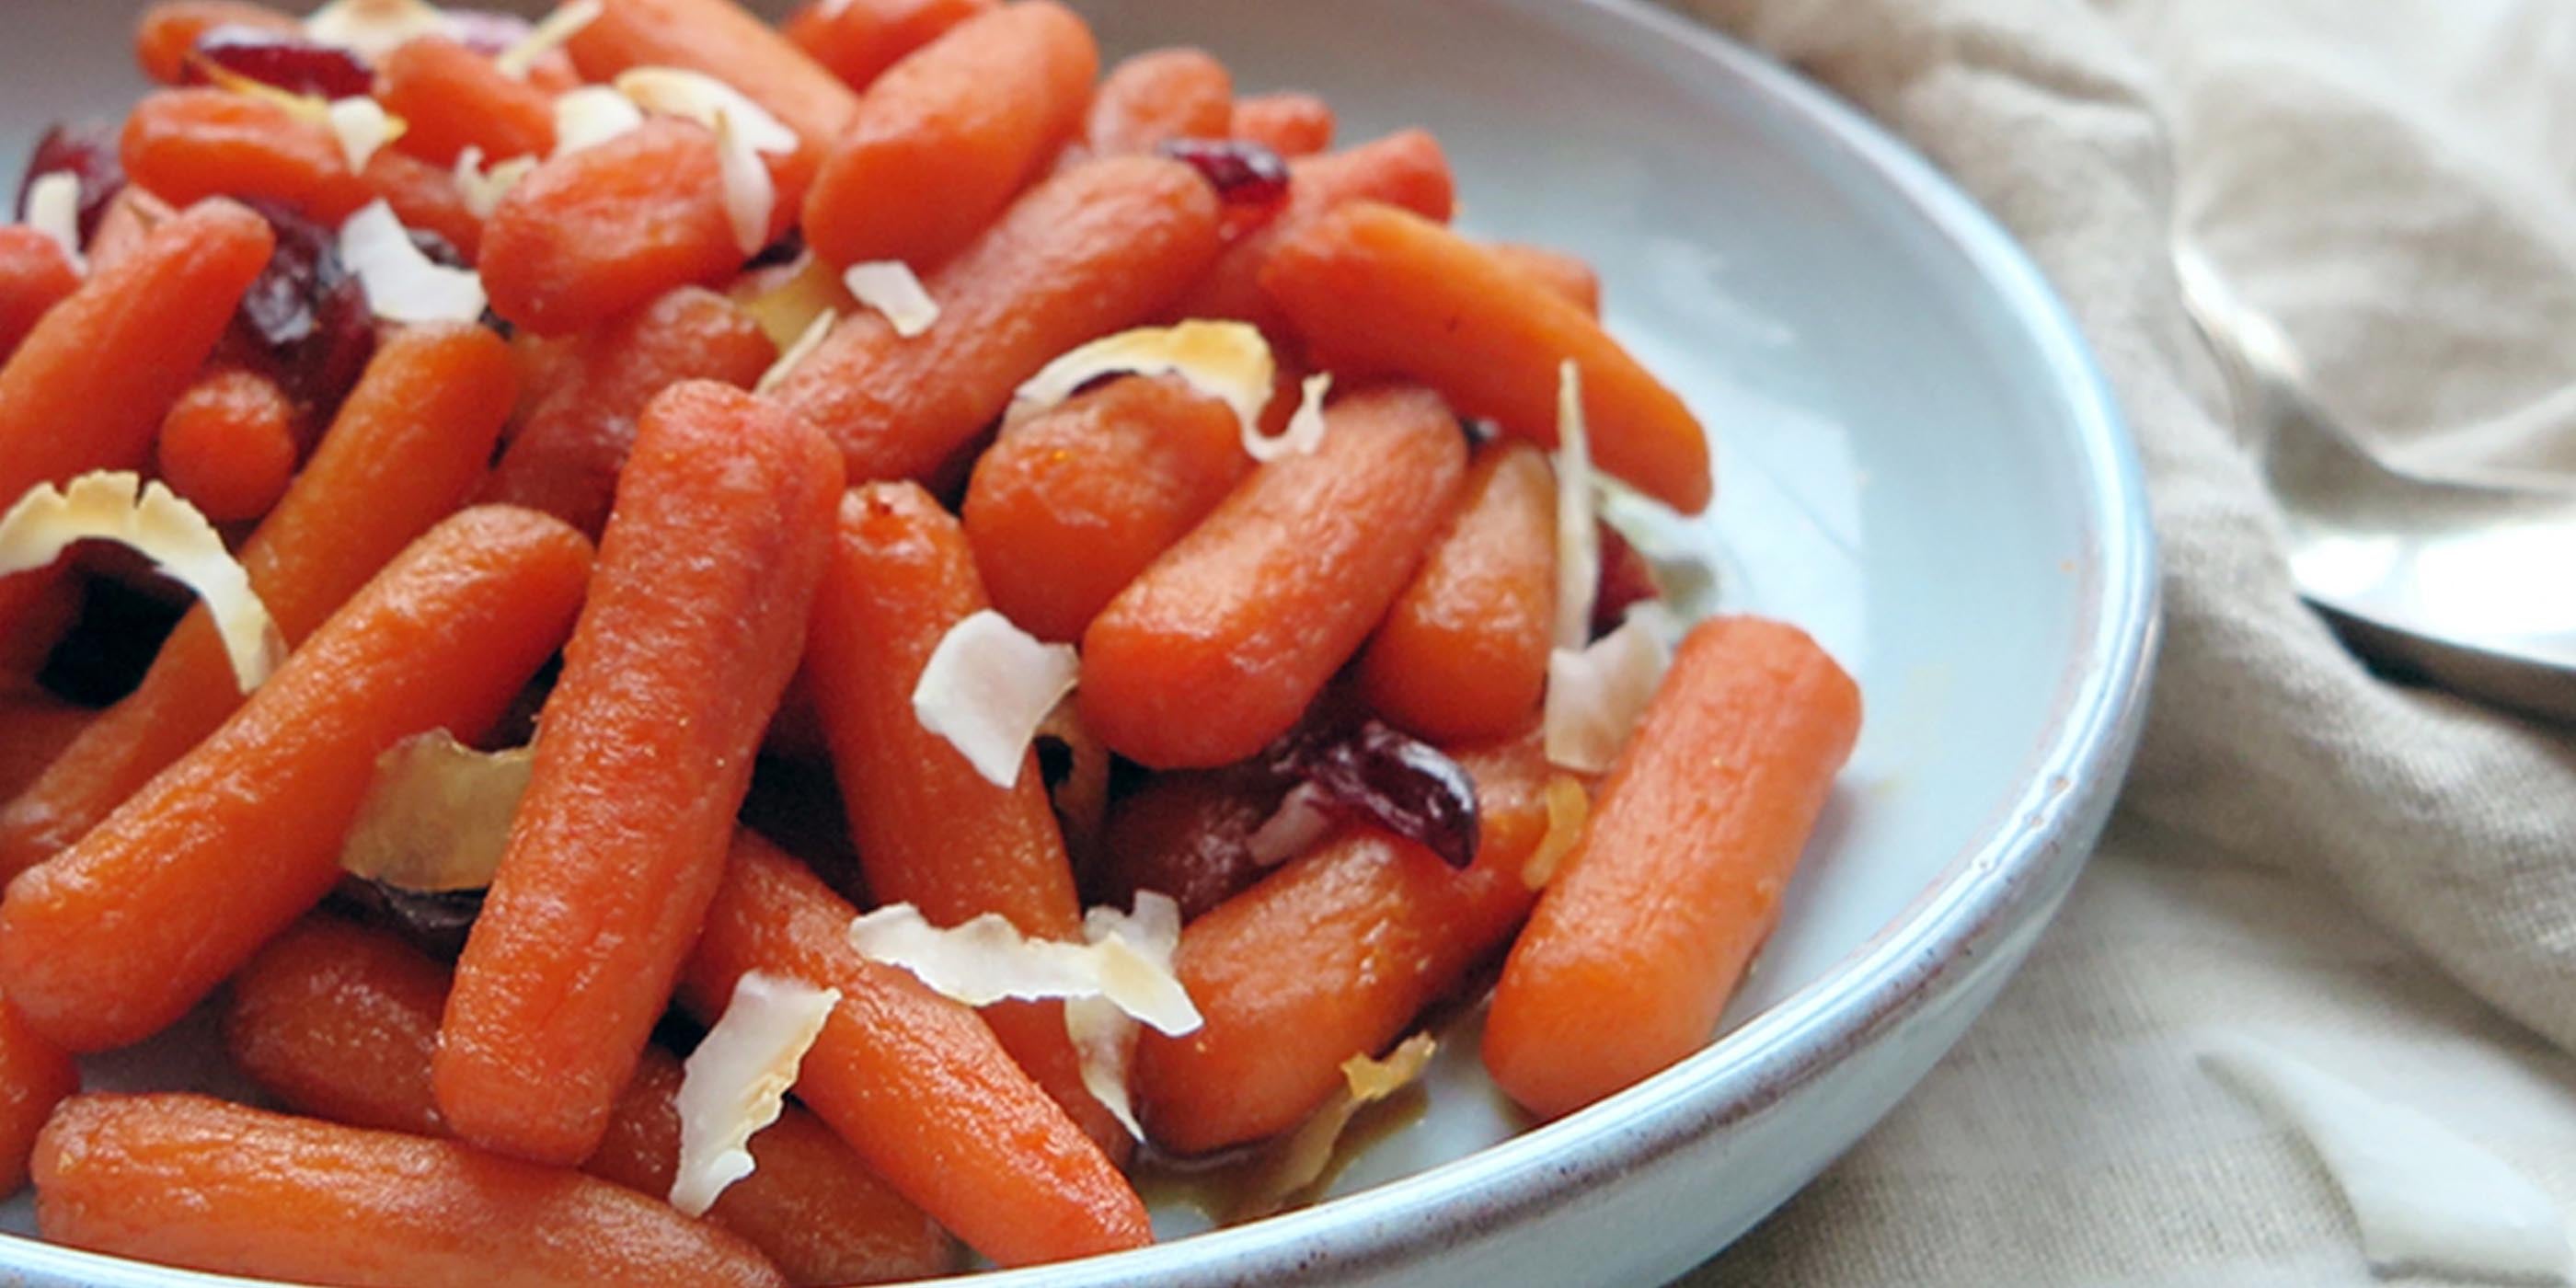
[{"left": 1659, "top": 0, "right": 2576, "bottom": 1282}]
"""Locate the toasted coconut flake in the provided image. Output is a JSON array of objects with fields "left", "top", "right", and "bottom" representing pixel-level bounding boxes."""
[
  {"left": 842, "top": 261, "right": 938, "bottom": 338},
  {"left": 1522, "top": 775, "right": 1590, "bottom": 890},
  {"left": 1064, "top": 893, "right": 1184, "bottom": 1141},
  {"left": 849, "top": 902, "right": 1201, "bottom": 1037},
  {"left": 1246, "top": 782, "right": 1335, "bottom": 868},
  {"left": 1552, "top": 360, "right": 1599, "bottom": 650},
  {"left": 550, "top": 86, "right": 644, "bottom": 157},
  {"left": 911, "top": 609, "right": 1079, "bottom": 789},
  {"left": 24, "top": 172, "right": 84, "bottom": 274},
  {"left": 710, "top": 112, "right": 775, "bottom": 257},
  {"left": 1008, "top": 320, "right": 1273, "bottom": 438},
  {"left": 339, "top": 731, "right": 533, "bottom": 892},
  {"left": 453, "top": 146, "right": 537, "bottom": 220},
  {"left": 0, "top": 472, "right": 284, "bottom": 693},
  {"left": 494, "top": 0, "right": 600, "bottom": 79},
  {"left": 326, "top": 97, "right": 403, "bottom": 174},
  {"left": 1246, "top": 372, "right": 1331, "bottom": 463},
  {"left": 305, "top": 0, "right": 453, "bottom": 58},
  {"left": 339, "top": 200, "right": 488, "bottom": 323},
  {"left": 1238, "top": 1035, "right": 1438, "bottom": 1220},
  {"left": 1544, "top": 607, "right": 1672, "bottom": 775},
  {"left": 755, "top": 308, "right": 835, "bottom": 397},
  {"left": 671, "top": 972, "right": 840, "bottom": 1218}
]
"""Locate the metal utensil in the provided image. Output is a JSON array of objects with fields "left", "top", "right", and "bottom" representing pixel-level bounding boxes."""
[{"left": 2174, "top": 243, "right": 2576, "bottom": 722}]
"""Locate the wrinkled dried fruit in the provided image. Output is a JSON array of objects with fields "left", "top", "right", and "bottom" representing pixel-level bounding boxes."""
[
  {"left": 230, "top": 201, "right": 378, "bottom": 422},
  {"left": 15, "top": 121, "right": 125, "bottom": 240},
  {"left": 1270, "top": 718, "right": 1480, "bottom": 868},
  {"left": 1593, "top": 522, "right": 1665, "bottom": 639},
  {"left": 1156, "top": 138, "right": 1291, "bottom": 212},
  {"left": 193, "top": 26, "right": 376, "bottom": 98},
  {"left": 332, "top": 880, "right": 487, "bottom": 960}
]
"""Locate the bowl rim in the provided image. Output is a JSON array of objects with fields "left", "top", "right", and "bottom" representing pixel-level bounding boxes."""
[{"left": 0, "top": 0, "right": 2156, "bottom": 1284}]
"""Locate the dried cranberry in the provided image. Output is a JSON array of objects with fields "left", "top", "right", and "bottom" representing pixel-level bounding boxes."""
[
  {"left": 332, "top": 880, "right": 485, "bottom": 960},
  {"left": 230, "top": 201, "right": 378, "bottom": 421},
  {"left": 16, "top": 121, "right": 126, "bottom": 241},
  {"left": 192, "top": 26, "right": 376, "bottom": 99},
  {"left": 1593, "top": 522, "right": 1665, "bottom": 639},
  {"left": 1157, "top": 138, "right": 1292, "bottom": 211},
  {"left": 1270, "top": 719, "right": 1480, "bottom": 868},
  {"left": 443, "top": 9, "right": 535, "bottom": 57}
]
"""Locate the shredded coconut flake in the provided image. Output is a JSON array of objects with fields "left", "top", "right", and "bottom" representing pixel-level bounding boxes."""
[
  {"left": 453, "top": 146, "right": 537, "bottom": 220},
  {"left": 1523, "top": 775, "right": 1591, "bottom": 890},
  {"left": 911, "top": 609, "right": 1080, "bottom": 789},
  {"left": 23, "top": 172, "right": 84, "bottom": 274},
  {"left": 1238, "top": 1034, "right": 1438, "bottom": 1220},
  {"left": 550, "top": 86, "right": 644, "bottom": 157},
  {"left": 611, "top": 69, "right": 796, "bottom": 256},
  {"left": 1063, "top": 893, "right": 1184, "bottom": 1141},
  {"left": 494, "top": 0, "right": 600, "bottom": 79},
  {"left": 1247, "top": 372, "right": 1332, "bottom": 463},
  {"left": 712, "top": 113, "right": 775, "bottom": 257},
  {"left": 842, "top": 261, "right": 939, "bottom": 338},
  {"left": 305, "top": 0, "right": 453, "bottom": 58},
  {"left": 339, "top": 732, "right": 533, "bottom": 891},
  {"left": 671, "top": 973, "right": 840, "bottom": 1218},
  {"left": 756, "top": 309, "right": 835, "bottom": 396},
  {"left": 1552, "top": 360, "right": 1600, "bottom": 651},
  {"left": 327, "top": 97, "right": 402, "bottom": 174},
  {"left": 849, "top": 902, "right": 1202, "bottom": 1037},
  {"left": 339, "top": 200, "right": 488, "bottom": 324},
  {"left": 0, "top": 473, "right": 284, "bottom": 693},
  {"left": 1247, "top": 782, "right": 1337, "bottom": 867},
  {"left": 1008, "top": 321, "right": 1274, "bottom": 439},
  {"left": 1544, "top": 606, "right": 1672, "bottom": 775}
]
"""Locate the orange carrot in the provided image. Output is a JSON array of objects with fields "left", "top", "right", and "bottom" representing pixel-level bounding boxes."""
[
  {"left": 228, "top": 916, "right": 957, "bottom": 1286},
  {"left": 1486, "top": 242, "right": 1603, "bottom": 316},
  {"left": 0, "top": 506, "right": 592, "bottom": 1052},
  {"left": 1134, "top": 736, "right": 1553, "bottom": 1153},
  {"left": 153, "top": 365, "right": 298, "bottom": 523},
  {"left": 478, "top": 118, "right": 755, "bottom": 336},
  {"left": 0, "top": 227, "right": 78, "bottom": 362},
  {"left": 377, "top": 36, "right": 558, "bottom": 167},
  {"left": 776, "top": 155, "right": 1222, "bottom": 484},
  {"left": 0, "top": 324, "right": 518, "bottom": 881},
  {"left": 134, "top": 0, "right": 301, "bottom": 85},
  {"left": 1080, "top": 384, "right": 1467, "bottom": 769},
  {"left": 1088, "top": 768, "right": 1276, "bottom": 921},
  {"left": 783, "top": 0, "right": 993, "bottom": 91},
  {"left": 0, "top": 995, "right": 75, "bottom": 1194},
  {"left": 33, "top": 1094, "right": 788, "bottom": 1288},
  {"left": 682, "top": 830, "right": 1152, "bottom": 1267},
  {"left": 804, "top": 482, "right": 1123, "bottom": 1154},
  {"left": 800, "top": 1, "right": 1098, "bottom": 270},
  {"left": 78, "top": 188, "right": 171, "bottom": 278},
  {"left": 481, "top": 287, "right": 776, "bottom": 537},
  {"left": 1168, "top": 130, "right": 1455, "bottom": 335},
  {"left": 962, "top": 374, "right": 1248, "bottom": 642},
  {"left": 119, "top": 88, "right": 374, "bottom": 224},
  {"left": 0, "top": 688, "right": 89, "bottom": 805},
  {"left": 1263, "top": 201, "right": 1712, "bottom": 512},
  {"left": 567, "top": 0, "right": 862, "bottom": 161},
  {"left": 1082, "top": 48, "right": 1233, "bottom": 155},
  {"left": 1230, "top": 92, "right": 1334, "bottom": 157},
  {"left": 440, "top": 384, "right": 842, "bottom": 1167},
  {"left": 362, "top": 148, "right": 487, "bottom": 261},
  {"left": 1355, "top": 440, "right": 1557, "bottom": 742},
  {"left": 1484, "top": 617, "right": 1862, "bottom": 1119}
]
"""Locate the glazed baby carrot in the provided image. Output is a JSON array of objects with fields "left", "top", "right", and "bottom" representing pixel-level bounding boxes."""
[
  {"left": 120, "top": 88, "right": 374, "bottom": 225},
  {"left": 0, "top": 995, "right": 75, "bottom": 1194},
  {"left": 1134, "top": 737, "right": 1554, "bottom": 1153},
  {"left": 228, "top": 916, "right": 957, "bottom": 1286},
  {"left": 1355, "top": 440, "right": 1558, "bottom": 742},
  {"left": 804, "top": 482, "right": 1121, "bottom": 1153},
  {"left": 682, "top": 830, "right": 1153, "bottom": 1267},
  {"left": 568, "top": 0, "right": 862, "bottom": 157},
  {"left": 0, "top": 324, "right": 519, "bottom": 881},
  {"left": 364, "top": 148, "right": 487, "bottom": 261},
  {"left": 439, "top": 384, "right": 842, "bottom": 1167},
  {"left": 0, "top": 228, "right": 77, "bottom": 362},
  {"left": 153, "top": 366, "right": 298, "bottom": 523},
  {"left": 0, "top": 506, "right": 592, "bottom": 1052},
  {"left": 1080, "top": 384, "right": 1468, "bottom": 769},
  {"left": 1488, "top": 242, "right": 1603, "bottom": 316},
  {"left": 478, "top": 119, "right": 747, "bottom": 336},
  {"left": 1262, "top": 201, "right": 1714, "bottom": 512},
  {"left": 783, "top": 0, "right": 992, "bottom": 91},
  {"left": 774, "top": 155, "right": 1222, "bottom": 483},
  {"left": 33, "top": 1094, "right": 789, "bottom": 1288},
  {"left": 1082, "top": 48, "right": 1233, "bottom": 155},
  {"left": 1230, "top": 92, "right": 1335, "bottom": 157},
  {"left": 1087, "top": 768, "right": 1275, "bottom": 921},
  {"left": 800, "top": 1, "right": 1098, "bottom": 270},
  {"left": 377, "top": 36, "right": 558, "bottom": 167},
  {"left": 1168, "top": 130, "right": 1455, "bottom": 334},
  {"left": 0, "top": 688, "right": 89, "bottom": 805},
  {"left": 133, "top": 0, "right": 301, "bottom": 84},
  {"left": 77, "top": 188, "right": 167, "bottom": 279},
  {"left": 482, "top": 286, "right": 777, "bottom": 537},
  {"left": 961, "top": 374, "right": 1248, "bottom": 642},
  {"left": 1484, "top": 616, "right": 1862, "bottom": 1120}
]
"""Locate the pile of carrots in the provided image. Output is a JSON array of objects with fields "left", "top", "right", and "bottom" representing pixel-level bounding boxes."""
[{"left": 0, "top": 0, "right": 1863, "bottom": 1283}]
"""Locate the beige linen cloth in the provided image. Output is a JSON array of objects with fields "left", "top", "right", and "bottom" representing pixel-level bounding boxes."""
[{"left": 1650, "top": 0, "right": 2576, "bottom": 1283}]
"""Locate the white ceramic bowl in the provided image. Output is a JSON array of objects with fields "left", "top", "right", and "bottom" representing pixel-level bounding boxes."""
[{"left": 3, "top": 1, "right": 2156, "bottom": 1283}]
